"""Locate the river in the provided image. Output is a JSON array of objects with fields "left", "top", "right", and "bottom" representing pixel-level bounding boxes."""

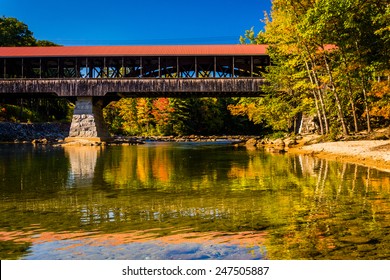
[{"left": 0, "top": 142, "right": 389, "bottom": 259}]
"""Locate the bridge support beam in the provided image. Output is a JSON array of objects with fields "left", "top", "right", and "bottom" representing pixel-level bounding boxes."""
[{"left": 65, "top": 97, "right": 110, "bottom": 143}]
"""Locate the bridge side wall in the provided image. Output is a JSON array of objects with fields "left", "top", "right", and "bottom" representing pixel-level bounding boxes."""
[{"left": 0, "top": 78, "right": 265, "bottom": 97}]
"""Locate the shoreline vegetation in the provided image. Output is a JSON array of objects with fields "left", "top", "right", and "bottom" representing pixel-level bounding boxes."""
[{"left": 0, "top": 121, "right": 389, "bottom": 173}]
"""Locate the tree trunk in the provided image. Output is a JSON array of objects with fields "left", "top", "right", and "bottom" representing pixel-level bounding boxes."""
[
  {"left": 341, "top": 53, "right": 359, "bottom": 133},
  {"left": 310, "top": 60, "right": 330, "bottom": 134},
  {"left": 355, "top": 41, "right": 372, "bottom": 133},
  {"left": 301, "top": 40, "right": 329, "bottom": 134},
  {"left": 346, "top": 72, "right": 359, "bottom": 133},
  {"left": 361, "top": 77, "right": 372, "bottom": 133},
  {"left": 305, "top": 60, "right": 324, "bottom": 135},
  {"left": 323, "top": 53, "right": 349, "bottom": 136}
]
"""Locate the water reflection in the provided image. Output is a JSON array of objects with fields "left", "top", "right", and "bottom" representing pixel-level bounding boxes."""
[
  {"left": 64, "top": 146, "right": 102, "bottom": 187},
  {"left": 0, "top": 143, "right": 389, "bottom": 259}
]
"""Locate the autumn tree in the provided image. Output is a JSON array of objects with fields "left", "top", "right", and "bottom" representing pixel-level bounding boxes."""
[
  {"left": 236, "top": 0, "right": 389, "bottom": 137},
  {"left": 152, "top": 98, "right": 174, "bottom": 135}
]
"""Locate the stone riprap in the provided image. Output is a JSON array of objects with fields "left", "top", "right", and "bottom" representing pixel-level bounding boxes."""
[{"left": 0, "top": 122, "right": 69, "bottom": 142}]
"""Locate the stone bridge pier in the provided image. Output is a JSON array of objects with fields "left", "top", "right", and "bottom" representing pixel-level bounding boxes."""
[{"left": 65, "top": 97, "right": 111, "bottom": 143}]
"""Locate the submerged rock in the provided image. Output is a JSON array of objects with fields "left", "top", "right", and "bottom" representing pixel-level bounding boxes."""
[{"left": 338, "top": 236, "right": 373, "bottom": 244}]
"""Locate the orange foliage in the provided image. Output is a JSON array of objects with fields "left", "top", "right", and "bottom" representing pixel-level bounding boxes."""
[
  {"left": 368, "top": 80, "right": 390, "bottom": 119},
  {"left": 151, "top": 98, "right": 174, "bottom": 124},
  {"left": 369, "top": 80, "right": 390, "bottom": 98}
]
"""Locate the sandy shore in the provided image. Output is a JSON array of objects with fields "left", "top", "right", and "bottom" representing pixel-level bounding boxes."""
[{"left": 290, "top": 138, "right": 390, "bottom": 172}]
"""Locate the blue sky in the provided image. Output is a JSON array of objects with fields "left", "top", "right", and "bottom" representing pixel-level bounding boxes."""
[{"left": 1, "top": 0, "right": 271, "bottom": 45}]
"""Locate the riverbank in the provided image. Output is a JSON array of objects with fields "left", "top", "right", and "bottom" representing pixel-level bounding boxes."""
[
  {"left": 240, "top": 128, "right": 390, "bottom": 172},
  {"left": 0, "top": 122, "right": 256, "bottom": 145},
  {"left": 0, "top": 122, "right": 69, "bottom": 143},
  {"left": 288, "top": 134, "right": 390, "bottom": 173},
  {"left": 1, "top": 121, "right": 390, "bottom": 172},
  {"left": 148, "top": 133, "right": 390, "bottom": 173}
]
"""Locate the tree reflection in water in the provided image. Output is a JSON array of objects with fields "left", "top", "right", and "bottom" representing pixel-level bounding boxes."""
[{"left": 0, "top": 143, "right": 389, "bottom": 259}]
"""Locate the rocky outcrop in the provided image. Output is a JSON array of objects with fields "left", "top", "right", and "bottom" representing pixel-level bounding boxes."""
[
  {"left": 244, "top": 136, "right": 299, "bottom": 153},
  {"left": 245, "top": 138, "right": 258, "bottom": 147}
]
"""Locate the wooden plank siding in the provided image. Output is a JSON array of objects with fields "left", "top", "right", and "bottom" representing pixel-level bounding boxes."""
[{"left": 0, "top": 78, "right": 267, "bottom": 98}]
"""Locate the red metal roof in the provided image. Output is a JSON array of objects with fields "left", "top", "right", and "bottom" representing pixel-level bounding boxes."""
[{"left": 0, "top": 44, "right": 268, "bottom": 58}]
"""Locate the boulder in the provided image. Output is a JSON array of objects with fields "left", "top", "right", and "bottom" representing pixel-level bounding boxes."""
[
  {"left": 284, "top": 138, "right": 297, "bottom": 148},
  {"left": 272, "top": 138, "right": 285, "bottom": 147},
  {"left": 245, "top": 138, "right": 258, "bottom": 147}
]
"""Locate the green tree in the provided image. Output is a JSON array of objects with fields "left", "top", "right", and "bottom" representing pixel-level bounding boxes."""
[
  {"left": 36, "top": 40, "right": 58, "bottom": 46},
  {"left": 104, "top": 98, "right": 141, "bottom": 135},
  {"left": 168, "top": 98, "right": 193, "bottom": 135},
  {"left": 0, "top": 16, "right": 36, "bottom": 46},
  {"left": 240, "top": 27, "right": 267, "bottom": 45},
  {"left": 0, "top": 16, "right": 67, "bottom": 122}
]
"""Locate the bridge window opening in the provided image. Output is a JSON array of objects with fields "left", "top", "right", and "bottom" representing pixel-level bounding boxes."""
[
  {"left": 160, "top": 57, "right": 177, "bottom": 78},
  {"left": 123, "top": 57, "right": 141, "bottom": 77},
  {"left": 216, "top": 57, "right": 233, "bottom": 78},
  {"left": 142, "top": 57, "right": 159, "bottom": 78},
  {"left": 106, "top": 58, "right": 123, "bottom": 78},
  {"left": 0, "top": 59, "right": 4, "bottom": 78},
  {"left": 27, "top": 58, "right": 42, "bottom": 78},
  {"left": 41, "top": 58, "right": 60, "bottom": 78},
  {"left": 179, "top": 57, "right": 196, "bottom": 78},
  {"left": 234, "top": 56, "right": 252, "bottom": 77},
  {"left": 253, "top": 57, "right": 268, "bottom": 76},
  {"left": 61, "top": 58, "right": 77, "bottom": 78},
  {"left": 78, "top": 58, "right": 89, "bottom": 78},
  {"left": 196, "top": 56, "right": 214, "bottom": 78},
  {"left": 87, "top": 58, "right": 105, "bottom": 78},
  {"left": 4, "top": 58, "right": 24, "bottom": 78}
]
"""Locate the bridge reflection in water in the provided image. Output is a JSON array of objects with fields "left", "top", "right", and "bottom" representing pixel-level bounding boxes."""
[{"left": 64, "top": 146, "right": 102, "bottom": 187}]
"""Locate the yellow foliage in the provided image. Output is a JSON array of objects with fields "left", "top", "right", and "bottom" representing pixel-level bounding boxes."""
[
  {"left": 368, "top": 80, "right": 390, "bottom": 119},
  {"left": 369, "top": 80, "right": 390, "bottom": 98},
  {"left": 227, "top": 104, "right": 248, "bottom": 116},
  {"left": 370, "top": 106, "right": 390, "bottom": 119}
]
